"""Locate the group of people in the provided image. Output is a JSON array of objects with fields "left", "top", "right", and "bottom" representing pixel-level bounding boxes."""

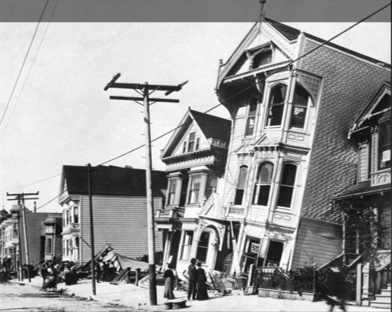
[
  {"left": 187, "top": 258, "right": 209, "bottom": 301},
  {"left": 163, "top": 258, "right": 209, "bottom": 301}
]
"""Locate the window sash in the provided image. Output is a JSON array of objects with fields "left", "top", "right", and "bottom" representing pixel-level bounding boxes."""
[
  {"left": 267, "top": 85, "right": 287, "bottom": 127},
  {"left": 188, "top": 175, "right": 201, "bottom": 204},
  {"left": 378, "top": 122, "right": 391, "bottom": 169}
]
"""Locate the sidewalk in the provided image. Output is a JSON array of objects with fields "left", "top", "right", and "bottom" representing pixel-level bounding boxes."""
[{"left": 11, "top": 276, "right": 383, "bottom": 311}]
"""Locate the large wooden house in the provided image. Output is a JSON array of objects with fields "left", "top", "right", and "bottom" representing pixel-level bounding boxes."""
[
  {"left": 156, "top": 17, "right": 390, "bottom": 276},
  {"left": 59, "top": 165, "right": 167, "bottom": 264}
]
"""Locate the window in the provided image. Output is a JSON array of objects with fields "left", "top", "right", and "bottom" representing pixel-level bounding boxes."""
[
  {"left": 265, "top": 241, "right": 283, "bottom": 267},
  {"left": 47, "top": 238, "right": 52, "bottom": 254},
  {"left": 66, "top": 240, "right": 69, "bottom": 256},
  {"left": 188, "top": 132, "right": 196, "bottom": 152},
  {"left": 290, "top": 84, "right": 310, "bottom": 129},
  {"left": 182, "top": 141, "right": 187, "bottom": 153},
  {"left": 188, "top": 174, "right": 202, "bottom": 204},
  {"left": 234, "top": 166, "right": 248, "bottom": 205},
  {"left": 205, "top": 176, "right": 218, "bottom": 200},
  {"left": 252, "top": 163, "right": 274, "bottom": 206},
  {"left": 196, "top": 138, "right": 200, "bottom": 150},
  {"left": 180, "top": 231, "right": 193, "bottom": 261},
  {"left": 378, "top": 122, "right": 391, "bottom": 169},
  {"left": 252, "top": 49, "right": 272, "bottom": 68},
  {"left": 277, "top": 164, "right": 297, "bottom": 208},
  {"left": 241, "top": 237, "right": 260, "bottom": 273},
  {"left": 13, "top": 223, "right": 18, "bottom": 238},
  {"left": 266, "top": 84, "right": 287, "bottom": 127},
  {"left": 196, "top": 231, "right": 210, "bottom": 262},
  {"left": 66, "top": 210, "right": 69, "bottom": 226},
  {"left": 167, "top": 179, "right": 177, "bottom": 206},
  {"left": 74, "top": 207, "right": 79, "bottom": 224},
  {"left": 245, "top": 99, "right": 258, "bottom": 136}
]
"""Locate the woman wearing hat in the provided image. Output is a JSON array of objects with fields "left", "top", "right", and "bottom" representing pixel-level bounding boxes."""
[{"left": 196, "top": 261, "right": 209, "bottom": 300}]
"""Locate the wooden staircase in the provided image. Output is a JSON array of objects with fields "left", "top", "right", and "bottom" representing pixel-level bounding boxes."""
[{"left": 370, "top": 283, "right": 391, "bottom": 309}]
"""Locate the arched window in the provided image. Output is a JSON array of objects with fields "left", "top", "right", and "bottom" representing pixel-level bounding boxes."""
[
  {"left": 245, "top": 98, "right": 258, "bottom": 136},
  {"left": 267, "top": 84, "right": 287, "bottom": 127},
  {"left": 290, "top": 84, "right": 310, "bottom": 129},
  {"left": 234, "top": 166, "right": 248, "bottom": 205},
  {"left": 277, "top": 164, "right": 297, "bottom": 208},
  {"left": 252, "top": 163, "right": 274, "bottom": 206}
]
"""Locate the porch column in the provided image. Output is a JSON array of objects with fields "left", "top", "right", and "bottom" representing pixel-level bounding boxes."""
[
  {"left": 356, "top": 263, "right": 363, "bottom": 306},
  {"left": 362, "top": 263, "right": 370, "bottom": 306}
]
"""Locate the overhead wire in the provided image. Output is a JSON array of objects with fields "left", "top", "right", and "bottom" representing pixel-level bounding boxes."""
[
  {"left": 7, "top": 2, "right": 391, "bottom": 212},
  {"left": 0, "top": 0, "right": 51, "bottom": 133},
  {"left": 0, "top": 0, "right": 60, "bottom": 142}
]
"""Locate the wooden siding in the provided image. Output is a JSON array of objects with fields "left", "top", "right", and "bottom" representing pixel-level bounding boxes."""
[
  {"left": 18, "top": 212, "right": 62, "bottom": 265},
  {"left": 80, "top": 195, "right": 163, "bottom": 263},
  {"left": 291, "top": 217, "right": 342, "bottom": 269}
]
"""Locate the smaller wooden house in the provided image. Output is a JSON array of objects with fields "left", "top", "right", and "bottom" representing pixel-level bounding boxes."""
[{"left": 59, "top": 165, "right": 167, "bottom": 264}]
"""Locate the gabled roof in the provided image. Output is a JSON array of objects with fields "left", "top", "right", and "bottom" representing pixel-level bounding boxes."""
[
  {"left": 61, "top": 165, "right": 167, "bottom": 198},
  {"left": 189, "top": 110, "right": 231, "bottom": 142},
  {"left": 161, "top": 109, "right": 231, "bottom": 160},
  {"left": 349, "top": 81, "right": 391, "bottom": 137}
]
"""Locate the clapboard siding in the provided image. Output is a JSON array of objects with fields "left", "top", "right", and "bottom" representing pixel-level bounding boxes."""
[
  {"left": 292, "top": 217, "right": 342, "bottom": 269},
  {"left": 80, "top": 195, "right": 163, "bottom": 263}
]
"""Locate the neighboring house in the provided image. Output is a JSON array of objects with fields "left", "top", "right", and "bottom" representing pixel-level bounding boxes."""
[
  {"left": 155, "top": 109, "right": 231, "bottom": 272},
  {"left": 157, "top": 17, "right": 390, "bottom": 276},
  {"left": 333, "top": 82, "right": 391, "bottom": 307},
  {"left": 59, "top": 165, "right": 167, "bottom": 264},
  {"left": 0, "top": 206, "right": 62, "bottom": 269}
]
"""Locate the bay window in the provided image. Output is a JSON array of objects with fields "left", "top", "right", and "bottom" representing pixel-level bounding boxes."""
[
  {"left": 290, "top": 84, "right": 310, "bottom": 129},
  {"left": 277, "top": 163, "right": 297, "bottom": 208},
  {"left": 234, "top": 166, "right": 248, "bottom": 205},
  {"left": 167, "top": 179, "right": 178, "bottom": 206},
  {"left": 188, "top": 174, "right": 202, "bottom": 205},
  {"left": 378, "top": 122, "right": 391, "bottom": 169},
  {"left": 252, "top": 163, "right": 274, "bottom": 206},
  {"left": 245, "top": 99, "right": 258, "bottom": 136},
  {"left": 266, "top": 84, "right": 287, "bottom": 127}
]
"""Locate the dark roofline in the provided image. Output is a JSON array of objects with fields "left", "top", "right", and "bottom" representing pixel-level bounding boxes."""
[{"left": 304, "top": 32, "right": 391, "bottom": 69}]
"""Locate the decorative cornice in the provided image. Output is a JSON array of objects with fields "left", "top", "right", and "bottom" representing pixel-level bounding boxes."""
[{"left": 166, "top": 155, "right": 215, "bottom": 171}]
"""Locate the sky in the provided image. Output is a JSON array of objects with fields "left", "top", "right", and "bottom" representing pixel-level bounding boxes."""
[{"left": 0, "top": 0, "right": 390, "bottom": 213}]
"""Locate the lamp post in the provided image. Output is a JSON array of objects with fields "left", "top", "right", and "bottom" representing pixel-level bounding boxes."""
[{"left": 10, "top": 205, "right": 23, "bottom": 281}]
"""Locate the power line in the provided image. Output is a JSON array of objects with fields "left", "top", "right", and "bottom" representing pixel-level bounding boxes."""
[
  {"left": 0, "top": 0, "right": 51, "bottom": 132},
  {"left": 4, "top": 2, "right": 390, "bottom": 210},
  {"left": 0, "top": 0, "right": 59, "bottom": 141}
]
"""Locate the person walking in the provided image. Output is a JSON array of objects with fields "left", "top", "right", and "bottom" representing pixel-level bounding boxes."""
[
  {"left": 163, "top": 265, "right": 176, "bottom": 300},
  {"left": 196, "top": 261, "right": 209, "bottom": 300},
  {"left": 187, "top": 258, "right": 198, "bottom": 300}
]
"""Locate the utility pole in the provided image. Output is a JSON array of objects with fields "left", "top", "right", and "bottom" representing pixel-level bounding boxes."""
[
  {"left": 7, "top": 192, "right": 39, "bottom": 283},
  {"left": 87, "top": 164, "right": 97, "bottom": 296},
  {"left": 104, "top": 74, "right": 187, "bottom": 305}
]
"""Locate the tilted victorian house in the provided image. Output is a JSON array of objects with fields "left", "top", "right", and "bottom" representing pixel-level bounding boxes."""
[{"left": 156, "top": 18, "right": 390, "bottom": 276}]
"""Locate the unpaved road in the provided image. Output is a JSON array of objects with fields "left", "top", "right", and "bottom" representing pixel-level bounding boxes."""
[{"left": 0, "top": 282, "right": 139, "bottom": 312}]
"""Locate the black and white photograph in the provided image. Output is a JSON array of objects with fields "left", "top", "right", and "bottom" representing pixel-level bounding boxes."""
[{"left": 0, "top": 0, "right": 390, "bottom": 311}]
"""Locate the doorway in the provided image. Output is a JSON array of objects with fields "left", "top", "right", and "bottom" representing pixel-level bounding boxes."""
[{"left": 265, "top": 241, "right": 283, "bottom": 267}]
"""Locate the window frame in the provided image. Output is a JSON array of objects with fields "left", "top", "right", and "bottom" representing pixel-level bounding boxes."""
[
  {"left": 180, "top": 231, "right": 194, "bottom": 261},
  {"left": 252, "top": 162, "right": 274, "bottom": 206},
  {"left": 166, "top": 178, "right": 178, "bottom": 206},
  {"left": 289, "top": 83, "right": 311, "bottom": 130},
  {"left": 276, "top": 163, "right": 298, "bottom": 210},
  {"left": 377, "top": 121, "right": 391, "bottom": 170},
  {"left": 187, "top": 174, "right": 202, "bottom": 205},
  {"left": 234, "top": 166, "right": 248, "bottom": 206},
  {"left": 245, "top": 98, "right": 258, "bottom": 137},
  {"left": 266, "top": 83, "right": 288, "bottom": 128}
]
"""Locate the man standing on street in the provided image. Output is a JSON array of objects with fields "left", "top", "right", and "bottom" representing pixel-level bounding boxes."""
[{"left": 188, "top": 258, "right": 198, "bottom": 300}]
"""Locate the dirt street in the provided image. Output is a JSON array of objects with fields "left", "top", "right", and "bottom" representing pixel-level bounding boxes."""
[{"left": 0, "top": 282, "right": 136, "bottom": 312}]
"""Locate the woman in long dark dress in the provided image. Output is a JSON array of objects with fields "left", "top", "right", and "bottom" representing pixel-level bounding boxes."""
[
  {"left": 163, "top": 267, "right": 175, "bottom": 300},
  {"left": 196, "top": 262, "right": 209, "bottom": 300}
]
